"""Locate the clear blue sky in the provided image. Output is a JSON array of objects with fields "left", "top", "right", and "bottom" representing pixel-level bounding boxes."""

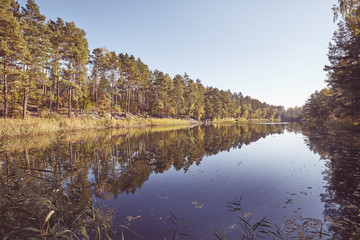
[{"left": 19, "top": 0, "right": 337, "bottom": 108}]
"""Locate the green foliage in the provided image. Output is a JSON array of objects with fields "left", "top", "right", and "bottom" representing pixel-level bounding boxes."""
[
  {"left": 0, "top": 0, "right": 285, "bottom": 121},
  {"left": 282, "top": 106, "right": 303, "bottom": 121},
  {"left": 20, "top": 0, "right": 49, "bottom": 118},
  {"left": 304, "top": 1, "right": 360, "bottom": 121},
  {"left": 0, "top": 0, "right": 28, "bottom": 118}
]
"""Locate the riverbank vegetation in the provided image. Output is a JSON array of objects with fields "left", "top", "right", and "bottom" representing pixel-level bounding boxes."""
[
  {"left": 0, "top": 114, "right": 288, "bottom": 140},
  {"left": 0, "top": 0, "right": 285, "bottom": 126},
  {"left": 0, "top": 116, "right": 198, "bottom": 140}
]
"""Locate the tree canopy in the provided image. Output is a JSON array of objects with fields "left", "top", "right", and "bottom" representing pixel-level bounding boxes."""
[
  {"left": 0, "top": 0, "right": 284, "bottom": 120},
  {"left": 304, "top": 0, "right": 360, "bottom": 121}
]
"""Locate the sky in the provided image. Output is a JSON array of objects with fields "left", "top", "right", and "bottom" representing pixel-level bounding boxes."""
[{"left": 18, "top": 0, "right": 338, "bottom": 108}]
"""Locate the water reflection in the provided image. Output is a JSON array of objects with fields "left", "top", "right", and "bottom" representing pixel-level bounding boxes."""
[
  {"left": 2, "top": 122, "right": 359, "bottom": 239},
  {"left": 0, "top": 124, "right": 285, "bottom": 238},
  {"left": 302, "top": 123, "right": 360, "bottom": 239}
]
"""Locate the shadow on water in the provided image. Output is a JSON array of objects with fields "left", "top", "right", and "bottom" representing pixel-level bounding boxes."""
[{"left": 1, "top": 122, "right": 360, "bottom": 239}]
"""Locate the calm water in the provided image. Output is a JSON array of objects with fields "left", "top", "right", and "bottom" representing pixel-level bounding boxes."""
[{"left": 1, "top": 123, "right": 359, "bottom": 239}]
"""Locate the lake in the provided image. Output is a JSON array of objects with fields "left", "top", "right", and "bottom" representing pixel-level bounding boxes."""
[{"left": 1, "top": 122, "right": 359, "bottom": 239}]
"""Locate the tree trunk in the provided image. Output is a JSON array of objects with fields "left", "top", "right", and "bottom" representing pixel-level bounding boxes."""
[
  {"left": 23, "top": 65, "right": 29, "bottom": 118},
  {"left": 56, "top": 55, "right": 60, "bottom": 111},
  {"left": 50, "top": 96, "right": 52, "bottom": 110},
  {"left": 134, "top": 91, "right": 136, "bottom": 113},
  {"left": 109, "top": 77, "right": 113, "bottom": 119},
  {"left": 145, "top": 91, "right": 149, "bottom": 112},
  {"left": 23, "top": 87, "right": 28, "bottom": 118},
  {"left": 110, "top": 91, "right": 113, "bottom": 120},
  {"left": 126, "top": 88, "right": 129, "bottom": 113},
  {"left": 56, "top": 76, "right": 59, "bottom": 110},
  {"left": 3, "top": 56, "right": 8, "bottom": 118},
  {"left": 74, "top": 89, "right": 78, "bottom": 118},
  {"left": 68, "top": 88, "right": 72, "bottom": 118},
  {"left": 115, "top": 89, "right": 118, "bottom": 109},
  {"left": 94, "top": 68, "right": 98, "bottom": 104}
]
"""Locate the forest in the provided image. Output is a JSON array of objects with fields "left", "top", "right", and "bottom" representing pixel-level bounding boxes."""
[
  {"left": 303, "top": 1, "right": 360, "bottom": 122},
  {"left": 0, "top": 0, "right": 285, "bottom": 121}
]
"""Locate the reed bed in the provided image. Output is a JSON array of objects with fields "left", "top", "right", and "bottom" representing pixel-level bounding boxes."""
[
  {"left": 0, "top": 118, "right": 61, "bottom": 139},
  {"left": 0, "top": 117, "right": 198, "bottom": 140},
  {"left": 148, "top": 118, "right": 197, "bottom": 126},
  {"left": 0, "top": 125, "right": 193, "bottom": 153}
]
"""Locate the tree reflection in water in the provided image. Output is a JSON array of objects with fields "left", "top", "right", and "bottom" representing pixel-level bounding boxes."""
[
  {"left": 302, "top": 123, "right": 360, "bottom": 239},
  {"left": 0, "top": 124, "right": 285, "bottom": 238},
  {"left": 4, "top": 123, "right": 360, "bottom": 239}
]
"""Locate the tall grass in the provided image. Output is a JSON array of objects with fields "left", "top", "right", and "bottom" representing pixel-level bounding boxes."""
[
  {"left": 0, "top": 174, "right": 115, "bottom": 240},
  {"left": 148, "top": 118, "right": 197, "bottom": 126},
  {"left": 0, "top": 117, "right": 198, "bottom": 140},
  {"left": 0, "top": 118, "right": 60, "bottom": 138},
  {"left": 213, "top": 197, "right": 330, "bottom": 240},
  {"left": 213, "top": 118, "right": 282, "bottom": 124},
  {"left": 236, "top": 118, "right": 281, "bottom": 123},
  {"left": 0, "top": 125, "right": 194, "bottom": 153}
]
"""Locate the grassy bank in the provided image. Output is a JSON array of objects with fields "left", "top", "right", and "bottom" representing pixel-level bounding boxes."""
[
  {"left": 237, "top": 118, "right": 282, "bottom": 123},
  {"left": 0, "top": 116, "right": 198, "bottom": 140},
  {"left": 0, "top": 116, "right": 286, "bottom": 140},
  {"left": 212, "top": 118, "right": 237, "bottom": 124},
  {"left": 0, "top": 125, "right": 195, "bottom": 153},
  {"left": 213, "top": 118, "right": 282, "bottom": 124}
]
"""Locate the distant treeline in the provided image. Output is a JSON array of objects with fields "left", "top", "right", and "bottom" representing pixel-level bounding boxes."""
[
  {"left": 0, "top": 0, "right": 285, "bottom": 120},
  {"left": 302, "top": 1, "right": 360, "bottom": 122}
]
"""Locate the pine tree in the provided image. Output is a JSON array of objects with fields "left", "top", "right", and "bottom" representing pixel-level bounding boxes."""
[
  {"left": 184, "top": 78, "right": 197, "bottom": 117},
  {"left": 104, "top": 51, "right": 120, "bottom": 118},
  {"left": 48, "top": 17, "right": 65, "bottom": 111},
  {"left": 89, "top": 48, "right": 105, "bottom": 105},
  {"left": 193, "top": 79, "right": 205, "bottom": 120},
  {"left": 172, "top": 74, "right": 185, "bottom": 117},
  {"left": 0, "top": 0, "right": 28, "bottom": 118},
  {"left": 61, "top": 21, "right": 89, "bottom": 117},
  {"left": 136, "top": 58, "right": 150, "bottom": 113},
  {"left": 324, "top": 0, "right": 360, "bottom": 119},
  {"left": 20, "top": 0, "right": 48, "bottom": 118}
]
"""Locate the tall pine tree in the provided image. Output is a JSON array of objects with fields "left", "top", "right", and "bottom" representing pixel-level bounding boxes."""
[
  {"left": 21, "top": 0, "right": 48, "bottom": 118},
  {"left": 0, "top": 0, "right": 28, "bottom": 118},
  {"left": 325, "top": 0, "right": 360, "bottom": 119}
]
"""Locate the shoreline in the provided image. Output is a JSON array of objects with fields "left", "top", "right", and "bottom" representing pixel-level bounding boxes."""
[
  {"left": 0, "top": 116, "right": 284, "bottom": 140},
  {"left": 0, "top": 116, "right": 199, "bottom": 140}
]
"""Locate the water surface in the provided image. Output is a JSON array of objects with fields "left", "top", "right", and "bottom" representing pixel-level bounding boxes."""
[{"left": 1, "top": 123, "right": 359, "bottom": 239}]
